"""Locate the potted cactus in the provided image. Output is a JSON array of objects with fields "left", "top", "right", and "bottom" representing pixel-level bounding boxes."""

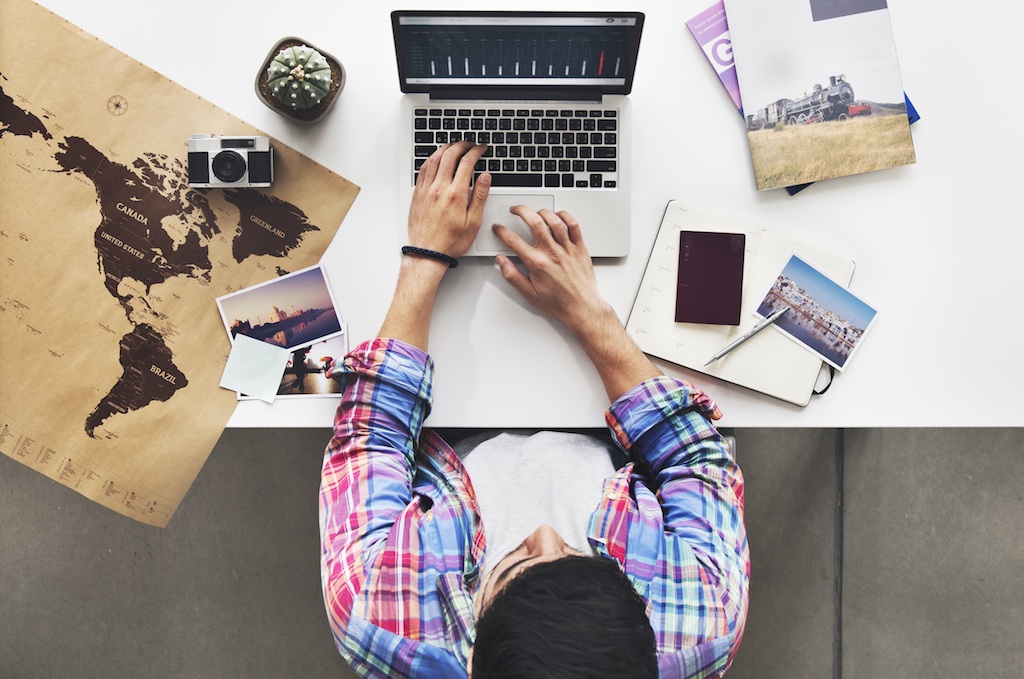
[{"left": 255, "top": 38, "right": 345, "bottom": 124}]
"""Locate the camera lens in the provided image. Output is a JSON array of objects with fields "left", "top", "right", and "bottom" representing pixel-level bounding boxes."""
[{"left": 211, "top": 150, "right": 247, "bottom": 183}]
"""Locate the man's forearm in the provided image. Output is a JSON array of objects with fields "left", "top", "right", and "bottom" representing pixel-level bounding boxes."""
[
  {"left": 571, "top": 304, "right": 662, "bottom": 403},
  {"left": 379, "top": 142, "right": 490, "bottom": 352},
  {"left": 378, "top": 256, "right": 450, "bottom": 352}
]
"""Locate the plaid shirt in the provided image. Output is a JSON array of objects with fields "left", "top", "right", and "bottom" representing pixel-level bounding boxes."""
[{"left": 320, "top": 338, "right": 748, "bottom": 679}]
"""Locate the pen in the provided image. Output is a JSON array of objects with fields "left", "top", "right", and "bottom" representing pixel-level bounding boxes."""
[{"left": 704, "top": 305, "right": 791, "bottom": 366}]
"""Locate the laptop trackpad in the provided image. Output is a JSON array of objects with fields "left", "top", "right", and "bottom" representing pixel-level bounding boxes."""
[{"left": 476, "top": 194, "right": 554, "bottom": 253}]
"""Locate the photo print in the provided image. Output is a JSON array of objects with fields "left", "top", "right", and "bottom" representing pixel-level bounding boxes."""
[
  {"left": 239, "top": 332, "right": 349, "bottom": 400},
  {"left": 216, "top": 264, "right": 344, "bottom": 351},
  {"left": 756, "top": 254, "right": 877, "bottom": 371}
]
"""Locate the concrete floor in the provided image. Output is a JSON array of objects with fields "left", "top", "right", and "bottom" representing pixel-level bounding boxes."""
[{"left": 3, "top": 427, "right": 1023, "bottom": 678}]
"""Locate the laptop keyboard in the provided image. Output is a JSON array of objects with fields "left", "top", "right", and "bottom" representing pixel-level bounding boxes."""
[{"left": 412, "top": 107, "right": 619, "bottom": 189}]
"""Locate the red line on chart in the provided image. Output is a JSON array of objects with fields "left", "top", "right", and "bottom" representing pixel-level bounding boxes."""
[{"left": 598, "top": 50, "right": 605, "bottom": 76}]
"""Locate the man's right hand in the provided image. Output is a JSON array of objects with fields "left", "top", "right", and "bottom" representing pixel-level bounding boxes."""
[
  {"left": 492, "top": 206, "right": 662, "bottom": 402},
  {"left": 492, "top": 206, "right": 614, "bottom": 337}
]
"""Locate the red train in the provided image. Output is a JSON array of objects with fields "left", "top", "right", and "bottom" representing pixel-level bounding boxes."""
[{"left": 746, "top": 74, "right": 871, "bottom": 130}]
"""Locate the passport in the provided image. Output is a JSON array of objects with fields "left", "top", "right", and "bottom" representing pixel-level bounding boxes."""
[{"left": 675, "top": 230, "right": 745, "bottom": 325}]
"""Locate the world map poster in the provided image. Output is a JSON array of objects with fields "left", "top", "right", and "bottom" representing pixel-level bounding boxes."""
[{"left": 0, "top": 0, "right": 359, "bottom": 526}]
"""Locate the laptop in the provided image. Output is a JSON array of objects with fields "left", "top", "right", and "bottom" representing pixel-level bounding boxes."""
[{"left": 392, "top": 10, "right": 645, "bottom": 257}]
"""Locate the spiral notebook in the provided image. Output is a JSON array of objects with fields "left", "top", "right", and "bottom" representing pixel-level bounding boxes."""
[{"left": 625, "top": 200, "right": 856, "bottom": 405}]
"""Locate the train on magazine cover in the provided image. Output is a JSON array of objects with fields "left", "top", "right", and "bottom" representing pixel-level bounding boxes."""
[{"left": 745, "top": 74, "right": 871, "bottom": 131}]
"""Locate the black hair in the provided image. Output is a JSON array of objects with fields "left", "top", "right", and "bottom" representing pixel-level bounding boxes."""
[{"left": 472, "top": 555, "right": 657, "bottom": 679}]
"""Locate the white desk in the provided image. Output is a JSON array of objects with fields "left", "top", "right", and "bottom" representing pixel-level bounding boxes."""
[{"left": 34, "top": 0, "right": 1024, "bottom": 428}]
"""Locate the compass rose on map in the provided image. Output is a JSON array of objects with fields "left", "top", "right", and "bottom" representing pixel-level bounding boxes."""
[{"left": 106, "top": 95, "right": 128, "bottom": 116}]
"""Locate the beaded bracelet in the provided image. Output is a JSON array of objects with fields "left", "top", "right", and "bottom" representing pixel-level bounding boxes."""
[{"left": 401, "top": 245, "right": 459, "bottom": 268}]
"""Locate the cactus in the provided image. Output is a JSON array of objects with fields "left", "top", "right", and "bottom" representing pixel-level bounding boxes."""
[{"left": 266, "top": 45, "right": 331, "bottom": 110}]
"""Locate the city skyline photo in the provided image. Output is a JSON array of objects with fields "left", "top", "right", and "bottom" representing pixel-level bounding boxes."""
[{"left": 215, "top": 265, "right": 343, "bottom": 350}]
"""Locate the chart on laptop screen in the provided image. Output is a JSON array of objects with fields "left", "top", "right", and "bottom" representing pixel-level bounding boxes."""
[{"left": 397, "top": 16, "right": 640, "bottom": 86}]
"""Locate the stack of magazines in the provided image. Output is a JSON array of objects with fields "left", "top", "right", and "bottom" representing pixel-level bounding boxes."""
[{"left": 686, "top": 0, "right": 919, "bottom": 194}]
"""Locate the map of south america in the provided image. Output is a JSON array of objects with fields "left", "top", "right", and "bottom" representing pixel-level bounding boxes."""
[{"left": 84, "top": 324, "right": 188, "bottom": 437}]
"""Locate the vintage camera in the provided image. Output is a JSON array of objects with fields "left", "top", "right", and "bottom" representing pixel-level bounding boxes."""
[{"left": 187, "top": 134, "right": 274, "bottom": 188}]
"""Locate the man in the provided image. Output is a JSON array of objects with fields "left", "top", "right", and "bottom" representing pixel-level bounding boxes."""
[
  {"left": 319, "top": 142, "right": 748, "bottom": 678},
  {"left": 289, "top": 346, "right": 310, "bottom": 394}
]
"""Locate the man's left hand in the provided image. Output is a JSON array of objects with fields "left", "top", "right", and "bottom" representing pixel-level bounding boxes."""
[{"left": 408, "top": 142, "right": 491, "bottom": 259}]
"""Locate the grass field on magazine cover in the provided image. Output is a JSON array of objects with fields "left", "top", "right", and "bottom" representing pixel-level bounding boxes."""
[{"left": 747, "top": 114, "right": 915, "bottom": 189}]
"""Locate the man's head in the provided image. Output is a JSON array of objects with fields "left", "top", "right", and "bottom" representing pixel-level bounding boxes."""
[{"left": 470, "top": 525, "right": 657, "bottom": 679}]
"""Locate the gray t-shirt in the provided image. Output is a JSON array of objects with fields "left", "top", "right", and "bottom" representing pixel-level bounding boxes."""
[{"left": 454, "top": 430, "right": 621, "bottom": 578}]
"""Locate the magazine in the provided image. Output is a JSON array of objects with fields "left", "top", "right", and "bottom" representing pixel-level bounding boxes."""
[{"left": 721, "top": 0, "right": 915, "bottom": 190}]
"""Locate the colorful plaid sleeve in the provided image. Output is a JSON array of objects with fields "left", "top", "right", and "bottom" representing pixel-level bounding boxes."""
[
  {"left": 596, "top": 376, "right": 749, "bottom": 679},
  {"left": 319, "top": 339, "right": 433, "bottom": 666},
  {"left": 319, "top": 338, "right": 482, "bottom": 679}
]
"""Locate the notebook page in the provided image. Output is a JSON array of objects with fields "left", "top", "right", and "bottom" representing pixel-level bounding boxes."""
[{"left": 627, "top": 201, "right": 854, "bottom": 405}]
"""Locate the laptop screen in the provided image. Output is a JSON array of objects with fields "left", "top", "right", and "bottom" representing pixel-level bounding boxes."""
[{"left": 392, "top": 11, "right": 645, "bottom": 95}]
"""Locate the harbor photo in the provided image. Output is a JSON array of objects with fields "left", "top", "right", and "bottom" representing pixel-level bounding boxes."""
[{"left": 756, "top": 254, "right": 877, "bottom": 371}]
